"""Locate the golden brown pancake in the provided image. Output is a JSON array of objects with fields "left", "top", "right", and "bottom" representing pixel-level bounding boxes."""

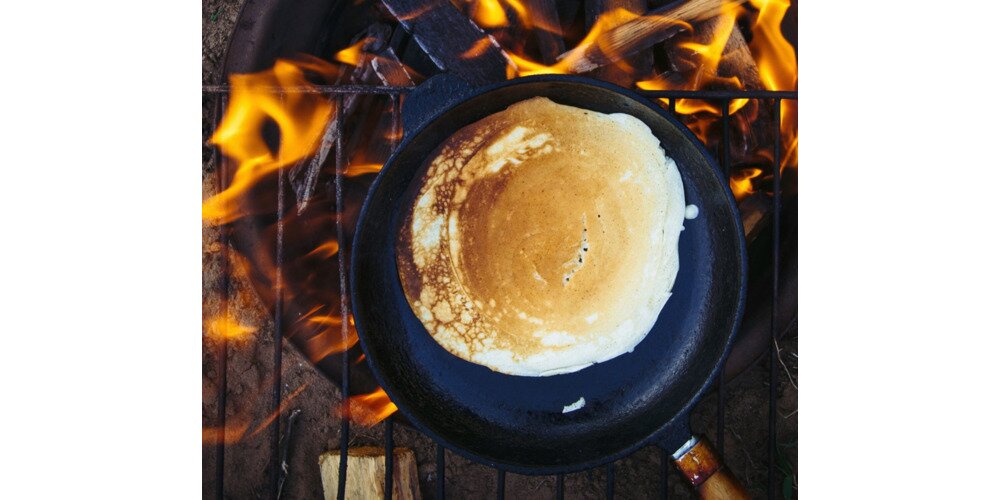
[{"left": 397, "top": 97, "right": 685, "bottom": 376}]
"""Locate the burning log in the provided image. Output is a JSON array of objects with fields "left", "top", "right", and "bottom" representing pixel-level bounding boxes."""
[
  {"left": 646, "top": 9, "right": 776, "bottom": 168},
  {"left": 319, "top": 447, "right": 420, "bottom": 500},
  {"left": 696, "top": 15, "right": 777, "bottom": 163},
  {"left": 585, "top": 0, "right": 653, "bottom": 85},
  {"left": 654, "top": 10, "right": 761, "bottom": 92},
  {"left": 378, "top": 0, "right": 511, "bottom": 85},
  {"left": 559, "top": 0, "right": 731, "bottom": 74},
  {"left": 700, "top": 15, "right": 760, "bottom": 87}
]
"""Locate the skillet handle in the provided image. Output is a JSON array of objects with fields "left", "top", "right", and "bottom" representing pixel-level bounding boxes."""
[{"left": 672, "top": 435, "right": 750, "bottom": 500}]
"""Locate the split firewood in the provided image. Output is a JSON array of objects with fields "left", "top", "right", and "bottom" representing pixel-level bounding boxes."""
[
  {"left": 559, "top": 0, "right": 733, "bottom": 74},
  {"left": 656, "top": 15, "right": 774, "bottom": 168},
  {"left": 713, "top": 21, "right": 760, "bottom": 87},
  {"left": 665, "top": 14, "right": 761, "bottom": 88},
  {"left": 319, "top": 447, "right": 420, "bottom": 500},
  {"left": 698, "top": 17, "right": 775, "bottom": 162}
]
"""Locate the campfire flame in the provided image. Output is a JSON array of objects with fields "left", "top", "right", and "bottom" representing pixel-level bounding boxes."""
[
  {"left": 204, "top": 60, "right": 338, "bottom": 224},
  {"left": 205, "top": 315, "right": 256, "bottom": 342},
  {"left": 339, "top": 388, "right": 399, "bottom": 426},
  {"left": 501, "top": 8, "right": 645, "bottom": 77},
  {"left": 306, "top": 240, "right": 341, "bottom": 259},
  {"left": 636, "top": 1, "right": 750, "bottom": 118},
  {"left": 205, "top": 1, "right": 797, "bottom": 431},
  {"left": 202, "top": 423, "right": 250, "bottom": 446},
  {"left": 470, "top": 0, "right": 510, "bottom": 28},
  {"left": 730, "top": 167, "right": 764, "bottom": 200},
  {"left": 345, "top": 163, "right": 385, "bottom": 177},
  {"left": 749, "top": 0, "right": 798, "bottom": 171},
  {"left": 334, "top": 39, "right": 372, "bottom": 66},
  {"left": 303, "top": 313, "right": 360, "bottom": 363}
]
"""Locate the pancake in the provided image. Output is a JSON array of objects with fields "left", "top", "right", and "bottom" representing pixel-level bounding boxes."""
[{"left": 396, "top": 97, "right": 685, "bottom": 376}]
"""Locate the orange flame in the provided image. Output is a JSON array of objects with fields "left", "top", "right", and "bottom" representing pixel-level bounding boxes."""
[
  {"left": 504, "top": 8, "right": 642, "bottom": 77},
  {"left": 202, "top": 422, "right": 250, "bottom": 445},
  {"left": 306, "top": 240, "right": 340, "bottom": 259},
  {"left": 749, "top": 0, "right": 798, "bottom": 170},
  {"left": 205, "top": 315, "right": 256, "bottom": 341},
  {"left": 303, "top": 313, "right": 359, "bottom": 363},
  {"left": 730, "top": 167, "right": 763, "bottom": 201},
  {"left": 204, "top": 60, "right": 336, "bottom": 224},
  {"left": 339, "top": 388, "right": 398, "bottom": 426},
  {"left": 334, "top": 39, "right": 371, "bottom": 66},
  {"left": 465, "top": 0, "right": 559, "bottom": 33},
  {"left": 345, "top": 163, "right": 384, "bottom": 177},
  {"left": 471, "top": 0, "right": 509, "bottom": 28},
  {"left": 636, "top": 2, "right": 749, "bottom": 121}
]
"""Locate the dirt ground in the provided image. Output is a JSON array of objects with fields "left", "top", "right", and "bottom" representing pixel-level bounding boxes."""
[{"left": 202, "top": 1, "right": 798, "bottom": 498}]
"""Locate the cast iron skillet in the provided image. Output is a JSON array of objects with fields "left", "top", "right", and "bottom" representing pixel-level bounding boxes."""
[{"left": 351, "top": 74, "right": 748, "bottom": 492}]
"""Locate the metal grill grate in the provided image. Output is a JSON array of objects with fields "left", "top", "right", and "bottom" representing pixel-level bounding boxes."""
[{"left": 203, "top": 84, "right": 797, "bottom": 499}]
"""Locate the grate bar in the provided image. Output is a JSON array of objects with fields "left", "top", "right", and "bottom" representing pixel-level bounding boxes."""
[
  {"left": 720, "top": 98, "right": 731, "bottom": 176},
  {"left": 386, "top": 95, "right": 401, "bottom": 500},
  {"left": 202, "top": 84, "right": 412, "bottom": 95},
  {"left": 436, "top": 445, "right": 446, "bottom": 499},
  {"left": 270, "top": 99, "right": 287, "bottom": 498},
  {"left": 385, "top": 417, "right": 395, "bottom": 500},
  {"left": 717, "top": 98, "right": 731, "bottom": 460},
  {"left": 391, "top": 95, "right": 402, "bottom": 149},
  {"left": 717, "top": 367, "right": 727, "bottom": 459},
  {"left": 766, "top": 98, "right": 783, "bottom": 500},
  {"left": 661, "top": 448, "right": 670, "bottom": 499},
  {"left": 334, "top": 95, "right": 351, "bottom": 500},
  {"left": 555, "top": 474, "right": 564, "bottom": 500},
  {"left": 606, "top": 462, "right": 615, "bottom": 499},
  {"left": 201, "top": 86, "right": 794, "bottom": 100},
  {"left": 214, "top": 93, "right": 229, "bottom": 500},
  {"left": 496, "top": 469, "right": 506, "bottom": 500},
  {"left": 276, "top": 408, "right": 301, "bottom": 499},
  {"left": 639, "top": 89, "right": 797, "bottom": 99}
]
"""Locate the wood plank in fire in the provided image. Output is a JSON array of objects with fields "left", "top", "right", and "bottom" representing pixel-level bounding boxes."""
[
  {"left": 585, "top": 0, "right": 653, "bottom": 85},
  {"left": 560, "top": 0, "right": 729, "bottom": 73}
]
